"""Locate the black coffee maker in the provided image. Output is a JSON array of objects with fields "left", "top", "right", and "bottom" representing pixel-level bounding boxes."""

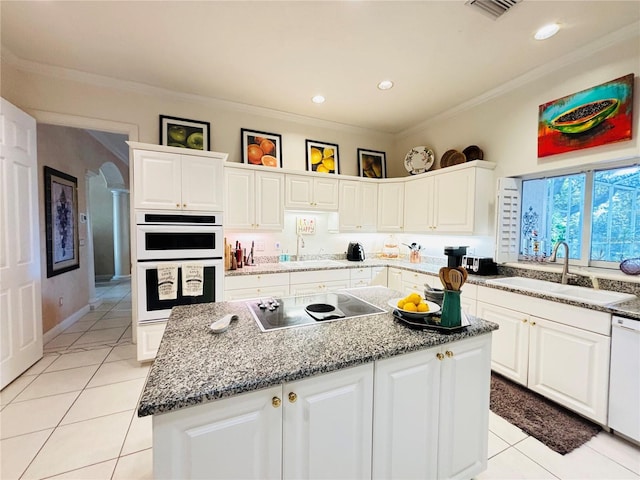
[{"left": 444, "top": 246, "right": 468, "bottom": 268}]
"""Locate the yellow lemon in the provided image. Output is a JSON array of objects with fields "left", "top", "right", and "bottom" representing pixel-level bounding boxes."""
[
  {"left": 397, "top": 299, "right": 406, "bottom": 309},
  {"left": 417, "top": 302, "right": 429, "bottom": 312},
  {"left": 408, "top": 293, "right": 422, "bottom": 306},
  {"left": 316, "top": 164, "right": 329, "bottom": 173},
  {"left": 322, "top": 157, "right": 335, "bottom": 171},
  {"left": 403, "top": 302, "right": 417, "bottom": 312},
  {"left": 310, "top": 147, "right": 323, "bottom": 165},
  {"left": 323, "top": 147, "right": 334, "bottom": 159}
]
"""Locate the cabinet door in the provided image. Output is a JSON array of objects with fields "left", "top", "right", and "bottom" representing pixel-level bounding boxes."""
[
  {"left": 255, "top": 171, "right": 284, "bottom": 230},
  {"left": 370, "top": 266, "right": 387, "bottom": 287},
  {"left": 528, "top": 316, "right": 610, "bottom": 423},
  {"left": 285, "top": 175, "right": 314, "bottom": 209},
  {"left": 137, "top": 322, "right": 166, "bottom": 362},
  {"left": 404, "top": 177, "right": 433, "bottom": 232},
  {"left": 289, "top": 279, "right": 350, "bottom": 296},
  {"left": 153, "top": 386, "right": 282, "bottom": 480},
  {"left": 181, "top": 155, "right": 223, "bottom": 211},
  {"left": 433, "top": 169, "right": 475, "bottom": 233},
  {"left": 373, "top": 348, "right": 440, "bottom": 480},
  {"left": 387, "top": 267, "right": 402, "bottom": 292},
  {"left": 477, "top": 301, "right": 530, "bottom": 386},
  {"left": 438, "top": 335, "right": 491, "bottom": 480},
  {"left": 283, "top": 363, "right": 373, "bottom": 480},
  {"left": 338, "top": 180, "right": 360, "bottom": 231},
  {"left": 313, "top": 177, "right": 339, "bottom": 210},
  {"left": 225, "top": 285, "right": 290, "bottom": 301},
  {"left": 377, "top": 183, "right": 404, "bottom": 232},
  {"left": 359, "top": 182, "right": 378, "bottom": 231},
  {"left": 401, "top": 270, "right": 429, "bottom": 296},
  {"left": 225, "top": 169, "right": 255, "bottom": 229},
  {"left": 133, "top": 150, "right": 182, "bottom": 210}
]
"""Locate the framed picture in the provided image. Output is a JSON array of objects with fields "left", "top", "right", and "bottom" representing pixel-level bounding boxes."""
[
  {"left": 241, "top": 128, "right": 282, "bottom": 168},
  {"left": 44, "top": 166, "right": 79, "bottom": 278},
  {"left": 159, "top": 115, "right": 210, "bottom": 150},
  {"left": 306, "top": 139, "right": 339, "bottom": 174},
  {"left": 357, "top": 148, "right": 386, "bottom": 178},
  {"left": 538, "top": 73, "right": 634, "bottom": 158}
]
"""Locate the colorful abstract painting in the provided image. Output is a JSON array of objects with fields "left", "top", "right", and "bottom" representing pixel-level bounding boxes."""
[{"left": 538, "top": 73, "right": 634, "bottom": 158}]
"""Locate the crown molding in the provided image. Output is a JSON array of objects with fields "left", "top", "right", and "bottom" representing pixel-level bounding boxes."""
[
  {"left": 1, "top": 46, "right": 391, "bottom": 138},
  {"left": 397, "top": 21, "right": 640, "bottom": 140}
]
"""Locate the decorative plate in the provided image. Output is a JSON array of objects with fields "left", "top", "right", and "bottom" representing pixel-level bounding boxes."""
[
  {"left": 404, "top": 146, "right": 435, "bottom": 174},
  {"left": 387, "top": 298, "right": 440, "bottom": 319},
  {"left": 462, "top": 145, "right": 484, "bottom": 161},
  {"left": 620, "top": 258, "right": 640, "bottom": 275}
]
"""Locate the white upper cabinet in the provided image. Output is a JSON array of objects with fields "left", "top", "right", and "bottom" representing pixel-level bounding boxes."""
[
  {"left": 285, "top": 174, "right": 339, "bottom": 211},
  {"left": 403, "top": 163, "right": 495, "bottom": 235},
  {"left": 339, "top": 180, "right": 378, "bottom": 232},
  {"left": 225, "top": 167, "right": 284, "bottom": 230},
  {"left": 377, "top": 182, "right": 405, "bottom": 232},
  {"left": 132, "top": 146, "right": 225, "bottom": 211}
]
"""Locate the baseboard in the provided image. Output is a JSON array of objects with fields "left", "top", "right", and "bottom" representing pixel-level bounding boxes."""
[{"left": 43, "top": 304, "right": 91, "bottom": 345}]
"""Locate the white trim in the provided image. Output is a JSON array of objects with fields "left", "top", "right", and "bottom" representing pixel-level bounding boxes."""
[
  {"left": 3, "top": 46, "right": 390, "bottom": 137},
  {"left": 27, "top": 109, "right": 139, "bottom": 141},
  {"left": 42, "top": 305, "right": 91, "bottom": 345},
  {"left": 397, "top": 21, "right": 640, "bottom": 139}
]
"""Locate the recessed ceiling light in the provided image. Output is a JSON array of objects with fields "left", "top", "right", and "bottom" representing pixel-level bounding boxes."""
[
  {"left": 311, "top": 95, "right": 325, "bottom": 104},
  {"left": 534, "top": 23, "right": 560, "bottom": 40},
  {"left": 377, "top": 80, "right": 394, "bottom": 90}
]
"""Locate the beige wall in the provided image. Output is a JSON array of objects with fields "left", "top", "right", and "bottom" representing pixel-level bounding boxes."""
[
  {"left": 37, "top": 124, "right": 127, "bottom": 332},
  {"left": 392, "top": 35, "right": 640, "bottom": 180}
]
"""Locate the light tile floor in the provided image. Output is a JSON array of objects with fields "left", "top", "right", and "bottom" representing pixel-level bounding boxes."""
[{"left": 1, "top": 279, "right": 639, "bottom": 479}]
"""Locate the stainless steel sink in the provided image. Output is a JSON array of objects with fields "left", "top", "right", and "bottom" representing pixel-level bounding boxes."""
[{"left": 486, "top": 277, "right": 636, "bottom": 306}]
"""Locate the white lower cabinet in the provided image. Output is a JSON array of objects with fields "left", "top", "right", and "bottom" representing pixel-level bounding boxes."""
[
  {"left": 137, "top": 322, "right": 166, "bottom": 362},
  {"left": 477, "top": 286, "right": 611, "bottom": 424},
  {"left": 373, "top": 335, "right": 491, "bottom": 480},
  {"left": 387, "top": 267, "right": 402, "bottom": 292},
  {"left": 153, "top": 363, "right": 373, "bottom": 480},
  {"left": 283, "top": 363, "right": 374, "bottom": 480},
  {"left": 289, "top": 269, "right": 350, "bottom": 295},
  {"left": 224, "top": 272, "right": 290, "bottom": 300},
  {"left": 350, "top": 266, "right": 372, "bottom": 288}
]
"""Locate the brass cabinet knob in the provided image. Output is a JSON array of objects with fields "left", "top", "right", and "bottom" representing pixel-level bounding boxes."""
[
  {"left": 531, "top": 321, "right": 537, "bottom": 326},
  {"left": 176, "top": 203, "right": 180, "bottom": 208},
  {"left": 522, "top": 319, "right": 528, "bottom": 323},
  {"left": 272, "top": 396, "right": 281, "bottom": 408},
  {"left": 183, "top": 204, "right": 187, "bottom": 208},
  {"left": 445, "top": 350, "right": 454, "bottom": 358},
  {"left": 288, "top": 392, "right": 297, "bottom": 403},
  {"left": 436, "top": 353, "right": 444, "bottom": 360}
]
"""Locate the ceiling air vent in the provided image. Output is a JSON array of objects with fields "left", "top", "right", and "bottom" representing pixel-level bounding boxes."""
[{"left": 465, "top": 0, "right": 522, "bottom": 20}]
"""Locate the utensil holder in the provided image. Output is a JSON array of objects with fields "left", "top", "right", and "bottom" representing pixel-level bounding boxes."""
[
  {"left": 441, "top": 290, "right": 461, "bottom": 327},
  {"left": 410, "top": 250, "right": 421, "bottom": 263}
]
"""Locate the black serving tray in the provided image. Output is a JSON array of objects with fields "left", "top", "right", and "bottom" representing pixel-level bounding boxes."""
[{"left": 392, "top": 309, "right": 468, "bottom": 334}]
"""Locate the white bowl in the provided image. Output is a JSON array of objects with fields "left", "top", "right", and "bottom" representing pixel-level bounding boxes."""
[{"left": 388, "top": 298, "right": 440, "bottom": 319}]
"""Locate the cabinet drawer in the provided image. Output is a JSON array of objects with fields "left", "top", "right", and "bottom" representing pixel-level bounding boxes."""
[
  {"left": 226, "top": 272, "right": 289, "bottom": 290},
  {"left": 350, "top": 267, "right": 371, "bottom": 280},
  {"left": 290, "top": 269, "right": 350, "bottom": 284}
]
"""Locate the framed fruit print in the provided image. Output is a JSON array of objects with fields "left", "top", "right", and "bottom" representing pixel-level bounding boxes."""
[
  {"left": 160, "top": 115, "right": 210, "bottom": 151},
  {"left": 357, "top": 148, "right": 386, "bottom": 178},
  {"left": 241, "top": 128, "right": 282, "bottom": 168},
  {"left": 306, "top": 139, "right": 339, "bottom": 174}
]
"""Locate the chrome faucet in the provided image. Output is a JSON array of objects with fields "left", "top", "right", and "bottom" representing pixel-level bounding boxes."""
[
  {"left": 549, "top": 241, "right": 576, "bottom": 284},
  {"left": 296, "top": 234, "right": 305, "bottom": 261}
]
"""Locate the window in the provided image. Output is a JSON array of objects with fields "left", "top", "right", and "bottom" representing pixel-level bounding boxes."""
[{"left": 515, "top": 164, "right": 639, "bottom": 268}]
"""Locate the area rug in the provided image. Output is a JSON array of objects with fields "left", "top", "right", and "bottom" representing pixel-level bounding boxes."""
[{"left": 490, "top": 372, "right": 601, "bottom": 455}]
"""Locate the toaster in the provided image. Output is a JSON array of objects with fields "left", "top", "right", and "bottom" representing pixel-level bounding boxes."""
[{"left": 462, "top": 255, "right": 497, "bottom": 275}]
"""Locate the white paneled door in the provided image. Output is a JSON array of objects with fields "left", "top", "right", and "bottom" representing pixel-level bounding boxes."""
[{"left": 0, "top": 98, "right": 43, "bottom": 389}]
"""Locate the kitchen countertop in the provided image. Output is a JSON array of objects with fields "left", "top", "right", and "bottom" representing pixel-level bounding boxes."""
[
  {"left": 226, "top": 259, "right": 640, "bottom": 320},
  {"left": 137, "top": 286, "right": 498, "bottom": 417}
]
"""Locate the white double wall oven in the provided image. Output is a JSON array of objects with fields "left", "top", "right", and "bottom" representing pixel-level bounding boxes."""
[{"left": 135, "top": 210, "right": 224, "bottom": 323}]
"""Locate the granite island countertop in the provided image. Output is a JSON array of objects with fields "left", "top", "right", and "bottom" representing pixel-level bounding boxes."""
[
  {"left": 226, "top": 259, "right": 640, "bottom": 320},
  {"left": 138, "top": 286, "right": 498, "bottom": 417}
]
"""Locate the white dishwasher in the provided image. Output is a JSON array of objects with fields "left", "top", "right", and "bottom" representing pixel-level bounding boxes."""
[{"left": 608, "top": 315, "right": 640, "bottom": 443}]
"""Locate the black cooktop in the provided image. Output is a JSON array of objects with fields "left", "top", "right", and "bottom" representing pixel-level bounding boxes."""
[{"left": 247, "top": 292, "right": 387, "bottom": 332}]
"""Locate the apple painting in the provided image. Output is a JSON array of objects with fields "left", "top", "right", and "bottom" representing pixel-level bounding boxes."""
[
  {"left": 186, "top": 132, "right": 204, "bottom": 150},
  {"left": 161, "top": 116, "right": 209, "bottom": 150},
  {"left": 168, "top": 125, "right": 187, "bottom": 143}
]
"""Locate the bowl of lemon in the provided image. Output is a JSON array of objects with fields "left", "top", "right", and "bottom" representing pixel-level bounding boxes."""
[{"left": 388, "top": 293, "right": 440, "bottom": 319}]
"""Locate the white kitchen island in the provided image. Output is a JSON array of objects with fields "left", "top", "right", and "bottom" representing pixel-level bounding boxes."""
[{"left": 138, "top": 286, "right": 498, "bottom": 480}]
